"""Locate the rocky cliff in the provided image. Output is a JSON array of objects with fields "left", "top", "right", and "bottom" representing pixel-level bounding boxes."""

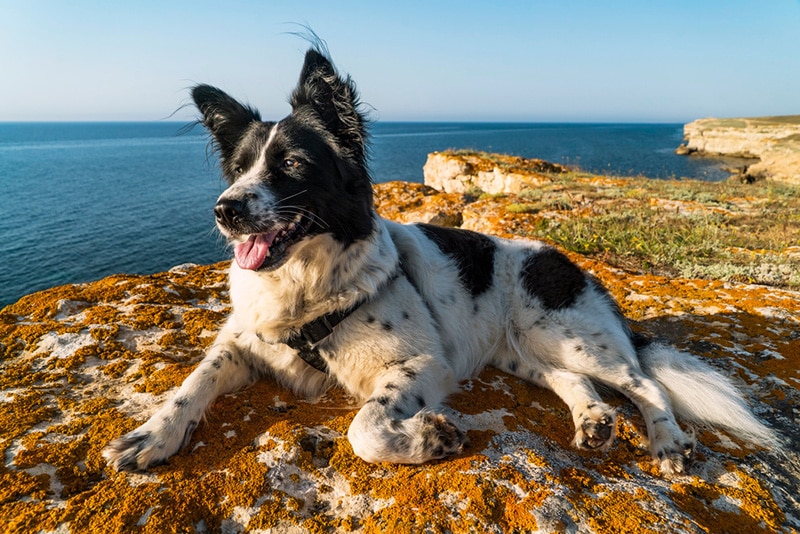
[
  {"left": 422, "top": 151, "right": 568, "bottom": 195},
  {"left": 677, "top": 116, "right": 800, "bottom": 184},
  {"left": 2, "top": 156, "right": 800, "bottom": 533}
]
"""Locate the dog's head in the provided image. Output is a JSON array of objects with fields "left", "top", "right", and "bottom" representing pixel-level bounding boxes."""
[{"left": 192, "top": 48, "right": 374, "bottom": 272}]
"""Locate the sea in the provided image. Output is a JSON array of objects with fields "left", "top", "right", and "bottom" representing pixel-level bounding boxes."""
[{"left": 0, "top": 121, "right": 742, "bottom": 308}]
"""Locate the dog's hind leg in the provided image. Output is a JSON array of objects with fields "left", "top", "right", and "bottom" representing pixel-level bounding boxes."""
[
  {"left": 539, "top": 369, "right": 618, "bottom": 451},
  {"left": 596, "top": 363, "right": 696, "bottom": 475},
  {"left": 500, "top": 356, "right": 618, "bottom": 451},
  {"left": 103, "top": 331, "right": 256, "bottom": 471}
]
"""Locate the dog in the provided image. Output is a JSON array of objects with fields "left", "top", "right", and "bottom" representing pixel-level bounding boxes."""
[{"left": 104, "top": 46, "right": 778, "bottom": 476}]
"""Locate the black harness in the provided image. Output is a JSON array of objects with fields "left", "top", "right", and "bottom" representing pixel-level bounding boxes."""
[{"left": 283, "top": 267, "right": 402, "bottom": 373}]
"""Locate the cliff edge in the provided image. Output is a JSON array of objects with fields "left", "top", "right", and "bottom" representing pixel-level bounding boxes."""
[
  {"left": 677, "top": 116, "right": 800, "bottom": 184},
  {"left": 2, "top": 154, "right": 800, "bottom": 533}
]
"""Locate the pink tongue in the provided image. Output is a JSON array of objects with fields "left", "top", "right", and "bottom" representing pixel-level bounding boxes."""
[{"left": 234, "top": 232, "right": 279, "bottom": 270}]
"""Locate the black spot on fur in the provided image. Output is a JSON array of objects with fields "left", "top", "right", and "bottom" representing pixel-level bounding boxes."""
[
  {"left": 173, "top": 397, "right": 188, "bottom": 408},
  {"left": 401, "top": 367, "right": 418, "bottom": 380},
  {"left": 417, "top": 223, "right": 496, "bottom": 297},
  {"left": 529, "top": 370, "right": 543, "bottom": 381},
  {"left": 366, "top": 315, "right": 375, "bottom": 324},
  {"left": 521, "top": 248, "right": 587, "bottom": 310},
  {"left": 390, "top": 434, "right": 411, "bottom": 451},
  {"left": 384, "top": 383, "right": 399, "bottom": 390},
  {"left": 416, "top": 395, "right": 426, "bottom": 409},
  {"left": 392, "top": 404, "right": 407, "bottom": 418},
  {"left": 621, "top": 373, "right": 642, "bottom": 392},
  {"left": 385, "top": 358, "right": 409, "bottom": 370},
  {"left": 508, "top": 361, "right": 519, "bottom": 373},
  {"left": 402, "top": 311, "right": 410, "bottom": 320},
  {"left": 381, "top": 321, "right": 393, "bottom": 331}
]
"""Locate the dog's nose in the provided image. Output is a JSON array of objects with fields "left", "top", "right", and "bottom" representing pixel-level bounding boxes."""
[{"left": 214, "top": 198, "right": 245, "bottom": 226}]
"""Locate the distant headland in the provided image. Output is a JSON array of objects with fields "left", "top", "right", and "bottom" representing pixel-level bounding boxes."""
[{"left": 676, "top": 115, "right": 800, "bottom": 184}]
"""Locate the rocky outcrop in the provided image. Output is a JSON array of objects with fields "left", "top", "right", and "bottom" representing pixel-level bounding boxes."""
[
  {"left": 677, "top": 116, "right": 800, "bottom": 184},
  {"left": 423, "top": 151, "right": 568, "bottom": 194},
  {"left": 2, "top": 169, "right": 800, "bottom": 532}
]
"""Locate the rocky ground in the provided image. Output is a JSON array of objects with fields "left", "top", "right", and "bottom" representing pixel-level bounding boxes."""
[{"left": 2, "top": 153, "right": 799, "bottom": 533}]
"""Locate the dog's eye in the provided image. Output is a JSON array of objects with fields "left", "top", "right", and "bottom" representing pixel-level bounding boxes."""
[
  {"left": 234, "top": 166, "right": 243, "bottom": 175},
  {"left": 283, "top": 158, "right": 299, "bottom": 169}
]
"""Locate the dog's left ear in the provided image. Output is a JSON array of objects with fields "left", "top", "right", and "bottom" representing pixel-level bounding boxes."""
[
  {"left": 290, "top": 48, "right": 367, "bottom": 165},
  {"left": 192, "top": 84, "right": 261, "bottom": 172}
]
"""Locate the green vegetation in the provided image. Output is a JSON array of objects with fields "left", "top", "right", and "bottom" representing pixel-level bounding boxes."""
[
  {"left": 435, "top": 149, "right": 800, "bottom": 288},
  {"left": 505, "top": 203, "right": 538, "bottom": 214},
  {"left": 517, "top": 170, "right": 800, "bottom": 289}
]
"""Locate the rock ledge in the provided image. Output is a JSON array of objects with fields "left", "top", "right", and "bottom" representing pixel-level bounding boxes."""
[{"left": 677, "top": 116, "right": 800, "bottom": 183}]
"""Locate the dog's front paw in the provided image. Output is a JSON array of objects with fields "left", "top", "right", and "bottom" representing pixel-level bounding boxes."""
[
  {"left": 652, "top": 427, "right": 696, "bottom": 476},
  {"left": 420, "top": 412, "right": 468, "bottom": 460},
  {"left": 103, "top": 417, "right": 197, "bottom": 472},
  {"left": 572, "top": 402, "right": 617, "bottom": 451}
]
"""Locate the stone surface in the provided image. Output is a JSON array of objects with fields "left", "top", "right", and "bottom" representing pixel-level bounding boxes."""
[
  {"left": 423, "top": 151, "right": 568, "bottom": 194},
  {"left": 2, "top": 170, "right": 800, "bottom": 533},
  {"left": 677, "top": 116, "right": 800, "bottom": 184}
]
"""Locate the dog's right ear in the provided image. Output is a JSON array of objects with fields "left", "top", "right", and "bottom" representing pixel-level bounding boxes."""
[{"left": 192, "top": 84, "right": 261, "bottom": 165}]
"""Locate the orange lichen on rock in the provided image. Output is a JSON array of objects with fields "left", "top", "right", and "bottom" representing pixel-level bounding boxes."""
[{"left": 2, "top": 164, "right": 800, "bottom": 532}]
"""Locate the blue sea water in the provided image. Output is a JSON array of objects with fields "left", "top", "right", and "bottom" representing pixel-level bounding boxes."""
[{"left": 0, "top": 121, "right": 739, "bottom": 307}]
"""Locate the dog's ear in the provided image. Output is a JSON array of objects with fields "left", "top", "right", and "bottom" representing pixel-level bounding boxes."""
[
  {"left": 192, "top": 84, "right": 261, "bottom": 164},
  {"left": 290, "top": 48, "right": 368, "bottom": 165}
]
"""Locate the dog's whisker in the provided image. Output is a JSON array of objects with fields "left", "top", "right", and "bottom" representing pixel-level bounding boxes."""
[
  {"left": 274, "top": 206, "right": 330, "bottom": 229},
  {"left": 275, "top": 190, "right": 308, "bottom": 205}
]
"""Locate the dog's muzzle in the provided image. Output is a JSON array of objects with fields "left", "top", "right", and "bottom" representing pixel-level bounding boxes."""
[{"left": 214, "top": 196, "right": 315, "bottom": 272}]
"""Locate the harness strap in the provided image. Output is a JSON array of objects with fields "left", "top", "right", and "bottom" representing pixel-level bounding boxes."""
[{"left": 283, "top": 267, "right": 401, "bottom": 373}]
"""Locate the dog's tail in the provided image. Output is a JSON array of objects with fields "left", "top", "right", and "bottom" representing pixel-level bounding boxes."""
[{"left": 636, "top": 339, "right": 780, "bottom": 450}]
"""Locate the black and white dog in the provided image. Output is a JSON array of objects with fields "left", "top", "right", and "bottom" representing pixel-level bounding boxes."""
[{"left": 104, "top": 47, "right": 777, "bottom": 476}]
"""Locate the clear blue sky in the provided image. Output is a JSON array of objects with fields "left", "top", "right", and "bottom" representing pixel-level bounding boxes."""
[{"left": 2, "top": 0, "right": 799, "bottom": 122}]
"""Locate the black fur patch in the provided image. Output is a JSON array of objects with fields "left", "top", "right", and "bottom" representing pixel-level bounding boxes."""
[
  {"left": 417, "top": 223, "right": 496, "bottom": 297},
  {"left": 521, "top": 248, "right": 586, "bottom": 310}
]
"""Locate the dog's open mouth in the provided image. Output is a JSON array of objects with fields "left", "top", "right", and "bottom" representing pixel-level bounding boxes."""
[{"left": 233, "top": 213, "right": 313, "bottom": 271}]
